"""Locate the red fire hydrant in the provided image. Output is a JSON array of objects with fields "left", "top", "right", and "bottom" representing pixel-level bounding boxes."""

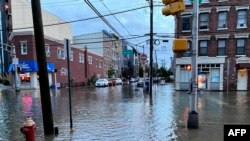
[{"left": 20, "top": 117, "right": 36, "bottom": 141}]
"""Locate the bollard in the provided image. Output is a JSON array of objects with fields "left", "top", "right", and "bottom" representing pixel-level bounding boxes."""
[{"left": 20, "top": 117, "right": 36, "bottom": 141}]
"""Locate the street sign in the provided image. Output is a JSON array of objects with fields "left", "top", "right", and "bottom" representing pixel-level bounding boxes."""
[
  {"left": 140, "top": 54, "right": 147, "bottom": 61},
  {"left": 190, "top": 0, "right": 202, "bottom": 4},
  {"left": 122, "top": 50, "right": 133, "bottom": 55}
]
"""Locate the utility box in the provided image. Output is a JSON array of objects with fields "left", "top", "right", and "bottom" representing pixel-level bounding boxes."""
[{"left": 172, "top": 38, "right": 188, "bottom": 52}]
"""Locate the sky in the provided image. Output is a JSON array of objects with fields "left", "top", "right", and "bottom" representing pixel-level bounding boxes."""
[{"left": 37, "top": 0, "right": 175, "bottom": 69}]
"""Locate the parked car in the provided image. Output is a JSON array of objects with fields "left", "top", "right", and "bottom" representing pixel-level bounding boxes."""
[
  {"left": 95, "top": 79, "right": 108, "bottom": 87},
  {"left": 115, "top": 78, "right": 123, "bottom": 85},
  {"left": 137, "top": 78, "right": 144, "bottom": 87}
]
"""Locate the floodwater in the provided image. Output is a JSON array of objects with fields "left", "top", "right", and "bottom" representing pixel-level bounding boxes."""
[{"left": 0, "top": 84, "right": 250, "bottom": 141}]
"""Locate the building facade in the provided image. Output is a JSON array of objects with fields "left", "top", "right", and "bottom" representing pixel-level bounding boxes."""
[
  {"left": 175, "top": 0, "right": 250, "bottom": 91},
  {"left": 73, "top": 30, "right": 121, "bottom": 78},
  {"left": 9, "top": 32, "right": 103, "bottom": 89}
]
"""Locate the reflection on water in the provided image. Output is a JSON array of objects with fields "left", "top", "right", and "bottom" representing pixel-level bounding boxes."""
[{"left": 1, "top": 85, "right": 250, "bottom": 140}]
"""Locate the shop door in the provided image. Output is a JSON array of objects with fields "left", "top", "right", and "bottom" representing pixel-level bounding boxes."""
[{"left": 237, "top": 69, "right": 248, "bottom": 90}]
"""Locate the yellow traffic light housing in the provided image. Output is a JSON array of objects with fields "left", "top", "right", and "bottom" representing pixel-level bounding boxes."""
[
  {"left": 162, "top": 0, "right": 185, "bottom": 16},
  {"left": 172, "top": 38, "right": 188, "bottom": 52}
]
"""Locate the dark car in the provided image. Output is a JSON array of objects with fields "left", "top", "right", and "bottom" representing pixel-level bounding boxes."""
[{"left": 137, "top": 78, "right": 144, "bottom": 87}]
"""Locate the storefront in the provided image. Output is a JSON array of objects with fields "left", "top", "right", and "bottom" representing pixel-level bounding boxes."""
[{"left": 8, "top": 60, "right": 55, "bottom": 89}]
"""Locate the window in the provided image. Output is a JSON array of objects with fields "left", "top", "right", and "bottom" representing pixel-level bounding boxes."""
[
  {"left": 199, "top": 13, "right": 209, "bottom": 30},
  {"left": 88, "top": 56, "right": 92, "bottom": 64},
  {"left": 20, "top": 41, "right": 27, "bottom": 55},
  {"left": 57, "top": 48, "right": 62, "bottom": 59},
  {"left": 236, "top": 39, "right": 245, "bottom": 55},
  {"left": 61, "top": 50, "right": 65, "bottom": 59},
  {"left": 237, "top": 10, "right": 247, "bottom": 28},
  {"left": 199, "top": 40, "right": 208, "bottom": 56},
  {"left": 79, "top": 53, "right": 84, "bottom": 63},
  {"left": 218, "top": 11, "right": 228, "bottom": 29},
  {"left": 70, "top": 51, "right": 73, "bottom": 61},
  {"left": 99, "top": 60, "right": 102, "bottom": 68},
  {"left": 217, "top": 39, "right": 226, "bottom": 56},
  {"left": 180, "top": 69, "right": 191, "bottom": 82},
  {"left": 210, "top": 68, "right": 220, "bottom": 82},
  {"left": 182, "top": 16, "right": 191, "bottom": 31},
  {"left": 45, "top": 45, "right": 50, "bottom": 57}
]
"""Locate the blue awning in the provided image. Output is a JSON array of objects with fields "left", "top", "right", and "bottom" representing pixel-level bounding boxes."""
[{"left": 8, "top": 61, "right": 55, "bottom": 73}]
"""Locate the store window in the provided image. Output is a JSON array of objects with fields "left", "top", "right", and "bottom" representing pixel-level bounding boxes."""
[{"left": 210, "top": 69, "right": 220, "bottom": 82}]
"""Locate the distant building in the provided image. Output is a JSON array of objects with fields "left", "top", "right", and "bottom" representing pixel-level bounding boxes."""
[
  {"left": 73, "top": 30, "right": 120, "bottom": 78},
  {"left": 175, "top": 0, "right": 250, "bottom": 91}
]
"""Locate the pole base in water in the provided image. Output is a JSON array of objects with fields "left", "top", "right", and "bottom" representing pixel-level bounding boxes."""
[{"left": 187, "top": 111, "right": 199, "bottom": 129}]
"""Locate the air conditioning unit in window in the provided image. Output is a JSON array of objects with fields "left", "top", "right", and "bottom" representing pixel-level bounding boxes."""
[
  {"left": 240, "top": 23, "right": 246, "bottom": 27},
  {"left": 222, "top": 24, "right": 227, "bottom": 28}
]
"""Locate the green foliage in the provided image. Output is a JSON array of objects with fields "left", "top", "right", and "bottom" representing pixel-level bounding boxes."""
[{"left": 108, "top": 67, "right": 115, "bottom": 78}]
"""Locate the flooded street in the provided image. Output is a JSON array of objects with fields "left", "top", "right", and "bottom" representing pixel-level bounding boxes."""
[{"left": 0, "top": 84, "right": 250, "bottom": 140}]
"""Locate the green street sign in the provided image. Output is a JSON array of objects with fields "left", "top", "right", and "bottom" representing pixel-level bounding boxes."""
[
  {"left": 190, "top": 0, "right": 202, "bottom": 4},
  {"left": 122, "top": 50, "right": 133, "bottom": 55}
]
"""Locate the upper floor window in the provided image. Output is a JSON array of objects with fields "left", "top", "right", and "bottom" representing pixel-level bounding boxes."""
[
  {"left": 217, "top": 39, "right": 226, "bottom": 56},
  {"left": 236, "top": 39, "right": 245, "bottom": 55},
  {"left": 79, "top": 53, "right": 84, "bottom": 63},
  {"left": 199, "top": 13, "right": 209, "bottom": 30},
  {"left": 20, "top": 41, "right": 27, "bottom": 55},
  {"left": 201, "top": 0, "right": 209, "bottom": 3},
  {"left": 237, "top": 10, "right": 247, "bottom": 28},
  {"left": 199, "top": 40, "right": 208, "bottom": 56},
  {"left": 70, "top": 51, "right": 73, "bottom": 61},
  {"left": 182, "top": 40, "right": 192, "bottom": 57},
  {"left": 218, "top": 11, "right": 228, "bottom": 29},
  {"left": 45, "top": 45, "right": 50, "bottom": 57},
  {"left": 182, "top": 15, "right": 191, "bottom": 31},
  {"left": 99, "top": 60, "right": 102, "bottom": 68},
  {"left": 88, "top": 56, "right": 92, "bottom": 64},
  {"left": 57, "top": 48, "right": 62, "bottom": 59}
]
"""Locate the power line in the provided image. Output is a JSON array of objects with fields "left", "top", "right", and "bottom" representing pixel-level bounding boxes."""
[
  {"left": 1, "top": 5, "right": 149, "bottom": 32},
  {"left": 100, "top": 0, "right": 132, "bottom": 36}
]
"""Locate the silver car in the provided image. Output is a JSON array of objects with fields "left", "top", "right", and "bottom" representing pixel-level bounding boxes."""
[{"left": 95, "top": 79, "right": 108, "bottom": 87}]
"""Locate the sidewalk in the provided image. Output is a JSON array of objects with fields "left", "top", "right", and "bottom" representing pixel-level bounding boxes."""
[{"left": 0, "top": 83, "right": 13, "bottom": 92}]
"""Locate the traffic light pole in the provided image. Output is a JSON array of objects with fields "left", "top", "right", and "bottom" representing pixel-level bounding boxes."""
[{"left": 187, "top": 0, "right": 199, "bottom": 128}]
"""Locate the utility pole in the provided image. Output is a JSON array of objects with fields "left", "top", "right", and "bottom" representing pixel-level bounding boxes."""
[
  {"left": 149, "top": 0, "right": 153, "bottom": 100},
  {"left": 187, "top": 0, "right": 199, "bottom": 128},
  {"left": 31, "top": 0, "right": 54, "bottom": 135}
]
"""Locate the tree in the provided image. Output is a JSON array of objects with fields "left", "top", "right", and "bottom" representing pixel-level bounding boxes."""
[{"left": 108, "top": 67, "right": 115, "bottom": 78}]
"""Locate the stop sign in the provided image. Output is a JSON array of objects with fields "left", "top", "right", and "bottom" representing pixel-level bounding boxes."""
[{"left": 140, "top": 54, "right": 147, "bottom": 61}]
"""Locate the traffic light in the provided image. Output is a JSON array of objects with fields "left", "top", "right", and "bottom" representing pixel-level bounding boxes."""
[
  {"left": 162, "top": 0, "right": 186, "bottom": 16},
  {"left": 186, "top": 65, "right": 191, "bottom": 71},
  {"left": 172, "top": 38, "right": 188, "bottom": 52}
]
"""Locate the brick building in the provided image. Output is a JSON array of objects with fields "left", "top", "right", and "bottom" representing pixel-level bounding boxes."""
[
  {"left": 9, "top": 31, "right": 103, "bottom": 89},
  {"left": 175, "top": 0, "right": 250, "bottom": 90}
]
